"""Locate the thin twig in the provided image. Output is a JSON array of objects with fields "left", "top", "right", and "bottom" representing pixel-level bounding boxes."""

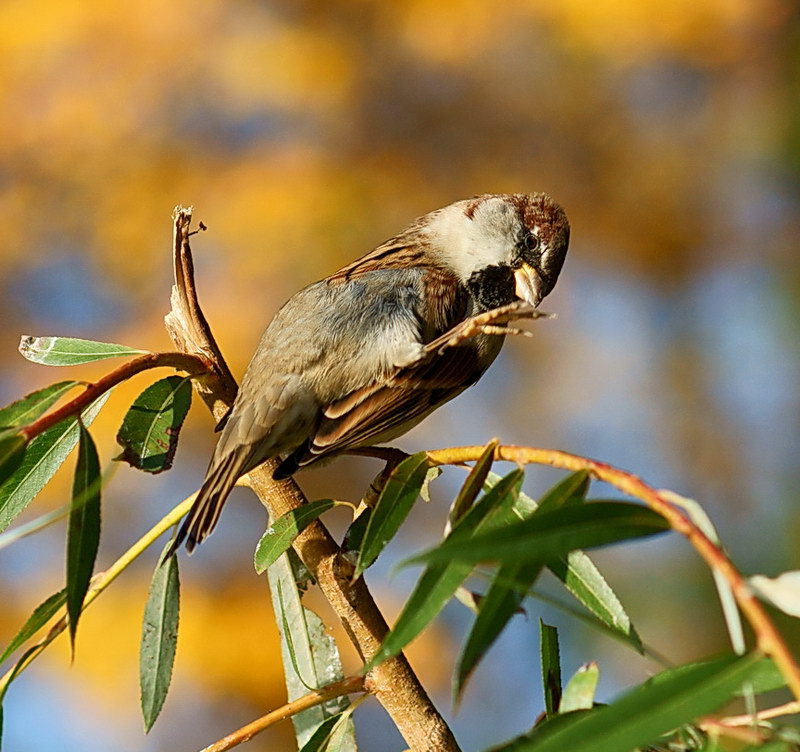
[
  {"left": 200, "top": 675, "right": 368, "bottom": 752},
  {"left": 702, "top": 700, "right": 800, "bottom": 728},
  {"left": 424, "top": 445, "right": 800, "bottom": 704},
  {"left": 0, "top": 492, "right": 196, "bottom": 695},
  {"left": 19, "top": 352, "right": 210, "bottom": 442}
]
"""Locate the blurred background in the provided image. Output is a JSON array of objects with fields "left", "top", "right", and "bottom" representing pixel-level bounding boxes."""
[{"left": 0, "top": 1, "right": 798, "bottom": 750}]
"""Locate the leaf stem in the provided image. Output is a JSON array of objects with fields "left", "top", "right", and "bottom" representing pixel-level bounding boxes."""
[
  {"left": 425, "top": 445, "right": 800, "bottom": 704},
  {"left": 0, "top": 492, "right": 195, "bottom": 695},
  {"left": 199, "top": 675, "right": 368, "bottom": 752},
  {"left": 19, "top": 352, "right": 211, "bottom": 442}
]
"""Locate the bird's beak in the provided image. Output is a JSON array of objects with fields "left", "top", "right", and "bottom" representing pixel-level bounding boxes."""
[{"left": 514, "top": 264, "right": 545, "bottom": 308}]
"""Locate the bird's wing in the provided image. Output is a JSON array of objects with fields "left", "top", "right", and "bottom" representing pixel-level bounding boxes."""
[
  {"left": 276, "top": 290, "right": 489, "bottom": 475},
  {"left": 276, "top": 345, "right": 484, "bottom": 475},
  {"left": 327, "top": 225, "right": 430, "bottom": 282},
  {"left": 317, "top": 343, "right": 483, "bottom": 448}
]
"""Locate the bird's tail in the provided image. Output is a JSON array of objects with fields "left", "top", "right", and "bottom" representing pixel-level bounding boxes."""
[{"left": 167, "top": 449, "right": 251, "bottom": 556}]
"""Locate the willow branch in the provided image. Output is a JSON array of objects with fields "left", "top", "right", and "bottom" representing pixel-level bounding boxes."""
[
  {"left": 19, "top": 352, "right": 210, "bottom": 441},
  {"left": 702, "top": 700, "right": 800, "bottom": 728},
  {"left": 425, "top": 444, "right": 800, "bottom": 703},
  {"left": 0, "top": 492, "right": 196, "bottom": 695},
  {"left": 166, "top": 207, "right": 460, "bottom": 752},
  {"left": 200, "top": 675, "right": 368, "bottom": 752}
]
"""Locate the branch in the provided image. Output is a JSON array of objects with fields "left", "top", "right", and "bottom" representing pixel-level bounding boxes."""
[
  {"left": 164, "top": 207, "right": 237, "bottom": 418},
  {"left": 0, "top": 492, "right": 196, "bottom": 695},
  {"left": 165, "top": 207, "right": 461, "bottom": 752},
  {"left": 425, "top": 444, "right": 800, "bottom": 704},
  {"left": 19, "top": 351, "right": 210, "bottom": 442},
  {"left": 200, "top": 675, "right": 368, "bottom": 752},
  {"left": 701, "top": 699, "right": 800, "bottom": 728}
]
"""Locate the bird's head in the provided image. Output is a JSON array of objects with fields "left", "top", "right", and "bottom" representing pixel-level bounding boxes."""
[{"left": 425, "top": 193, "right": 570, "bottom": 310}]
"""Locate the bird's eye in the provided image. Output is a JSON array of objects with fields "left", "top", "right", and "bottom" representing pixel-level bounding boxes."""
[{"left": 523, "top": 232, "right": 540, "bottom": 252}]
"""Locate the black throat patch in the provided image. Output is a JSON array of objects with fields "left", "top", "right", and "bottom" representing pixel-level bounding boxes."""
[{"left": 467, "top": 265, "right": 517, "bottom": 311}]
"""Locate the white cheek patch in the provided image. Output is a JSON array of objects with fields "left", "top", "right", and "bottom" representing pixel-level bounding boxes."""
[{"left": 427, "top": 201, "right": 521, "bottom": 282}]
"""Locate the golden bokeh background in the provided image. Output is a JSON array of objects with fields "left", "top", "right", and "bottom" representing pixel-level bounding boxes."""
[{"left": 0, "top": 1, "right": 798, "bottom": 750}]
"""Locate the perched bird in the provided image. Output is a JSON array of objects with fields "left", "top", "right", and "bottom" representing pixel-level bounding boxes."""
[{"left": 173, "top": 193, "right": 570, "bottom": 553}]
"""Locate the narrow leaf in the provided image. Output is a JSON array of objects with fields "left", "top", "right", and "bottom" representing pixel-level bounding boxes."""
[
  {"left": 448, "top": 439, "right": 498, "bottom": 527},
  {"left": 0, "top": 393, "right": 109, "bottom": 533},
  {"left": 540, "top": 621, "right": 561, "bottom": 717},
  {"left": 364, "top": 471, "right": 524, "bottom": 673},
  {"left": 408, "top": 503, "right": 670, "bottom": 567},
  {"left": 342, "top": 508, "right": 371, "bottom": 555},
  {"left": 298, "top": 715, "right": 346, "bottom": 752},
  {"left": 548, "top": 550, "right": 643, "bottom": 653},
  {"left": 493, "top": 652, "right": 764, "bottom": 752},
  {"left": 454, "top": 472, "right": 588, "bottom": 699},
  {"left": 0, "top": 431, "right": 27, "bottom": 487},
  {"left": 66, "top": 423, "right": 102, "bottom": 651},
  {"left": 116, "top": 376, "right": 192, "bottom": 473},
  {"left": 355, "top": 452, "right": 433, "bottom": 576},
  {"left": 19, "top": 335, "right": 148, "bottom": 366},
  {"left": 0, "top": 381, "right": 78, "bottom": 427},
  {"left": 536, "top": 471, "right": 590, "bottom": 514},
  {"left": 299, "top": 704, "right": 360, "bottom": 752},
  {"left": 268, "top": 552, "right": 353, "bottom": 748},
  {"left": 486, "top": 472, "right": 641, "bottom": 650},
  {"left": 560, "top": 662, "right": 599, "bottom": 713},
  {"left": 455, "top": 559, "right": 545, "bottom": 700},
  {"left": 735, "top": 657, "right": 785, "bottom": 695},
  {"left": 140, "top": 542, "right": 180, "bottom": 732},
  {"left": 0, "top": 589, "right": 67, "bottom": 665},
  {"left": 254, "top": 500, "right": 337, "bottom": 574}
]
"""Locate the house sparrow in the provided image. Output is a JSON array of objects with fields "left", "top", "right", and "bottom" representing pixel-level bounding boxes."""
[{"left": 172, "top": 193, "right": 570, "bottom": 553}]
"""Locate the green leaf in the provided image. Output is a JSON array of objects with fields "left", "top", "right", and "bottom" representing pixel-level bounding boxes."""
[
  {"left": 254, "top": 500, "right": 337, "bottom": 574},
  {"left": 734, "top": 657, "right": 785, "bottom": 695},
  {"left": 408, "top": 502, "right": 670, "bottom": 567},
  {"left": 0, "top": 381, "right": 78, "bottom": 427},
  {"left": 455, "top": 559, "right": 545, "bottom": 700},
  {"left": 0, "top": 589, "right": 67, "bottom": 665},
  {"left": 448, "top": 439, "right": 498, "bottom": 527},
  {"left": 536, "top": 471, "right": 590, "bottom": 513},
  {"left": 559, "top": 662, "right": 599, "bottom": 713},
  {"left": 486, "top": 472, "right": 641, "bottom": 651},
  {"left": 116, "top": 376, "right": 192, "bottom": 473},
  {"left": 19, "top": 335, "right": 148, "bottom": 366},
  {"left": 140, "top": 542, "right": 180, "bottom": 732},
  {"left": 548, "top": 550, "right": 643, "bottom": 653},
  {"left": 0, "top": 430, "right": 27, "bottom": 487},
  {"left": 354, "top": 452, "right": 433, "bottom": 577},
  {"left": 540, "top": 621, "right": 562, "bottom": 717},
  {"left": 298, "top": 714, "right": 351, "bottom": 752},
  {"left": 342, "top": 508, "right": 371, "bottom": 555},
  {"left": 493, "top": 652, "right": 765, "bottom": 752},
  {"left": 0, "top": 393, "right": 109, "bottom": 533},
  {"left": 364, "top": 471, "right": 524, "bottom": 673},
  {"left": 66, "top": 423, "right": 102, "bottom": 651},
  {"left": 453, "top": 473, "right": 588, "bottom": 699},
  {"left": 268, "top": 552, "right": 354, "bottom": 749}
]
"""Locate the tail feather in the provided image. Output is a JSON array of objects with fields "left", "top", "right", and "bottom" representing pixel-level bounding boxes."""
[{"left": 167, "top": 450, "right": 250, "bottom": 557}]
